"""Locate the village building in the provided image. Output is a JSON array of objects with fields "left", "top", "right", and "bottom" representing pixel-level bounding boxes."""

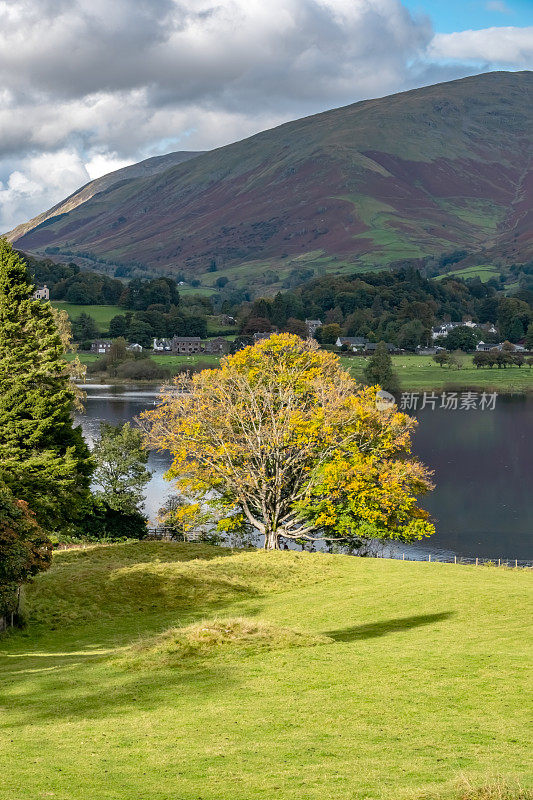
[
  {"left": 364, "top": 342, "right": 396, "bottom": 353},
  {"left": 33, "top": 285, "right": 49, "bottom": 301},
  {"left": 305, "top": 319, "right": 322, "bottom": 338},
  {"left": 127, "top": 343, "right": 143, "bottom": 353},
  {"left": 171, "top": 336, "right": 202, "bottom": 354},
  {"left": 203, "top": 337, "right": 231, "bottom": 354},
  {"left": 152, "top": 338, "right": 172, "bottom": 351},
  {"left": 90, "top": 340, "right": 113, "bottom": 354},
  {"left": 336, "top": 336, "right": 367, "bottom": 351},
  {"left": 432, "top": 320, "right": 481, "bottom": 340}
]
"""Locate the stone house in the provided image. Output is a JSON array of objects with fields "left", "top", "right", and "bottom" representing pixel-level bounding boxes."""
[
  {"left": 203, "top": 337, "right": 231, "bottom": 354},
  {"left": 171, "top": 336, "right": 202, "bottom": 354}
]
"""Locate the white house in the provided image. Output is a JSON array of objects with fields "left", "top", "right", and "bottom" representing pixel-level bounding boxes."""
[
  {"left": 127, "top": 343, "right": 143, "bottom": 353},
  {"left": 152, "top": 338, "right": 172, "bottom": 351},
  {"left": 33, "top": 285, "right": 49, "bottom": 301},
  {"left": 432, "top": 321, "right": 478, "bottom": 341}
]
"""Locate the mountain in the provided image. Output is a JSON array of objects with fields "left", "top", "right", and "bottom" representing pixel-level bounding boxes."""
[
  {"left": 7, "top": 72, "right": 533, "bottom": 286},
  {"left": 7, "top": 150, "right": 204, "bottom": 243}
]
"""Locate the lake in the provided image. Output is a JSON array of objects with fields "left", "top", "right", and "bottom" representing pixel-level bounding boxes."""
[{"left": 76, "top": 385, "right": 532, "bottom": 560}]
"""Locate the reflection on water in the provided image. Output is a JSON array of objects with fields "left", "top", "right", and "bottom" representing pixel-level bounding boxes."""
[{"left": 75, "top": 384, "right": 533, "bottom": 559}]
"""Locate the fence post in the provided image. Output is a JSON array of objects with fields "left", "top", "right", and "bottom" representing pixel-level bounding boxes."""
[
  {"left": 498, "top": 558, "right": 501, "bottom": 567},
  {"left": 476, "top": 557, "right": 478, "bottom": 566},
  {"left": 454, "top": 555, "right": 457, "bottom": 564},
  {"left": 402, "top": 553, "right": 405, "bottom": 560},
  {"left": 515, "top": 559, "right": 518, "bottom": 568},
  {"left": 428, "top": 554, "right": 431, "bottom": 562}
]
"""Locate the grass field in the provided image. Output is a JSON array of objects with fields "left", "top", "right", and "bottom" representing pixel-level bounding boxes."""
[
  {"left": 0, "top": 543, "right": 531, "bottom": 800},
  {"left": 348, "top": 355, "right": 533, "bottom": 393},
  {"left": 151, "top": 353, "right": 222, "bottom": 369},
  {"left": 52, "top": 302, "right": 123, "bottom": 332},
  {"left": 435, "top": 266, "right": 501, "bottom": 283}
]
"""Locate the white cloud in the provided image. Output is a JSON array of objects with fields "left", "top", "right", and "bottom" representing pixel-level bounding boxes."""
[
  {"left": 0, "top": 0, "right": 530, "bottom": 231},
  {"left": 429, "top": 26, "right": 533, "bottom": 66},
  {"left": 485, "top": 1, "right": 511, "bottom": 13},
  {"left": 85, "top": 154, "right": 134, "bottom": 181},
  {"left": 0, "top": 151, "right": 90, "bottom": 230}
]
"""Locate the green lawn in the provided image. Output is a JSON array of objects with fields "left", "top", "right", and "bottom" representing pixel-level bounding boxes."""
[
  {"left": 52, "top": 302, "right": 123, "bottom": 332},
  {"left": 151, "top": 353, "right": 222, "bottom": 369},
  {"left": 348, "top": 355, "right": 533, "bottom": 393},
  {"left": 0, "top": 543, "right": 531, "bottom": 800}
]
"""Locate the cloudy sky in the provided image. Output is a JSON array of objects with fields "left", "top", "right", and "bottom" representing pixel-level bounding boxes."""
[{"left": 1, "top": 0, "right": 532, "bottom": 231}]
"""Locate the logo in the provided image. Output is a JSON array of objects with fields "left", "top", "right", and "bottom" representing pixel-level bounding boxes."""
[{"left": 375, "top": 389, "right": 396, "bottom": 410}]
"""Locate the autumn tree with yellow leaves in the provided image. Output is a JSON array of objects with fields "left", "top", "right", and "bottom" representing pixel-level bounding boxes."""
[{"left": 142, "top": 334, "right": 434, "bottom": 550}]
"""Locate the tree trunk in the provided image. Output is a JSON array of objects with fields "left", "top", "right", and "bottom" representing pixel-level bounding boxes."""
[{"left": 264, "top": 529, "right": 280, "bottom": 550}]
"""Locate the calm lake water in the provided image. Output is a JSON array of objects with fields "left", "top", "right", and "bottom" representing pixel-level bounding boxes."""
[{"left": 76, "top": 385, "right": 532, "bottom": 560}]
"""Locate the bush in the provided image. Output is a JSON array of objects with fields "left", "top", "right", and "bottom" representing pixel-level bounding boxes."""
[
  {"left": 77, "top": 498, "right": 147, "bottom": 541},
  {"left": 115, "top": 358, "right": 170, "bottom": 381},
  {"left": 170, "top": 360, "right": 217, "bottom": 376},
  {"left": 0, "top": 483, "right": 51, "bottom": 620}
]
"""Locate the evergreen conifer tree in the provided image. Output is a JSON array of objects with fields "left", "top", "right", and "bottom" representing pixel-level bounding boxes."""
[
  {"left": 0, "top": 240, "right": 93, "bottom": 531},
  {"left": 363, "top": 341, "right": 400, "bottom": 396}
]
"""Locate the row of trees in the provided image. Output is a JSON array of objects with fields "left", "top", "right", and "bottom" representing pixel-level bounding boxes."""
[{"left": 472, "top": 351, "right": 532, "bottom": 369}]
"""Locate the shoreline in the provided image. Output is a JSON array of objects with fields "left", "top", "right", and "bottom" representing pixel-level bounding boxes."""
[{"left": 78, "top": 376, "right": 533, "bottom": 395}]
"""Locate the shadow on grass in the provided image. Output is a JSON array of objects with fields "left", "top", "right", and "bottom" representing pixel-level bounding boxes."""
[{"left": 324, "top": 612, "right": 454, "bottom": 642}]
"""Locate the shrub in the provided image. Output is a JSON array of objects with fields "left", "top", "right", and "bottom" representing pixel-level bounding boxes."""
[
  {"left": 77, "top": 498, "right": 147, "bottom": 541},
  {"left": 115, "top": 358, "right": 170, "bottom": 381}
]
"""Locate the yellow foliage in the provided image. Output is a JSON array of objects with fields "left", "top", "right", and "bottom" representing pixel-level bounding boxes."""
[{"left": 142, "top": 334, "right": 434, "bottom": 548}]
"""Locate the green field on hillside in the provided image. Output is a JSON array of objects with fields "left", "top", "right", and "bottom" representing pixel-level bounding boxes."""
[
  {"left": 0, "top": 543, "right": 531, "bottom": 800},
  {"left": 52, "top": 301, "right": 123, "bottom": 332},
  {"left": 435, "top": 265, "right": 501, "bottom": 283}
]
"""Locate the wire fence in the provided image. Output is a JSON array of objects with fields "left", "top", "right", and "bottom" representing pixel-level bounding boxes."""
[{"left": 145, "top": 528, "right": 533, "bottom": 568}]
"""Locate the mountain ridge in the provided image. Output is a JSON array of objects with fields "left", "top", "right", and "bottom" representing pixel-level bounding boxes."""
[
  {"left": 8, "top": 71, "right": 533, "bottom": 283},
  {"left": 6, "top": 150, "right": 204, "bottom": 243}
]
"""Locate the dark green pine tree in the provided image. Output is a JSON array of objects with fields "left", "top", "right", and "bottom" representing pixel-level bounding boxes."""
[
  {"left": 363, "top": 341, "right": 400, "bottom": 396},
  {"left": 0, "top": 240, "right": 93, "bottom": 532}
]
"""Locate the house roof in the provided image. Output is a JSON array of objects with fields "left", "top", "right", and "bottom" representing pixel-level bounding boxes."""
[
  {"left": 339, "top": 336, "right": 367, "bottom": 345},
  {"left": 364, "top": 342, "right": 395, "bottom": 350}
]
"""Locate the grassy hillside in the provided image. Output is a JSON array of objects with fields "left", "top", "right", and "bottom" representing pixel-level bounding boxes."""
[
  {"left": 10, "top": 72, "right": 533, "bottom": 288},
  {"left": 0, "top": 542, "right": 531, "bottom": 800}
]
